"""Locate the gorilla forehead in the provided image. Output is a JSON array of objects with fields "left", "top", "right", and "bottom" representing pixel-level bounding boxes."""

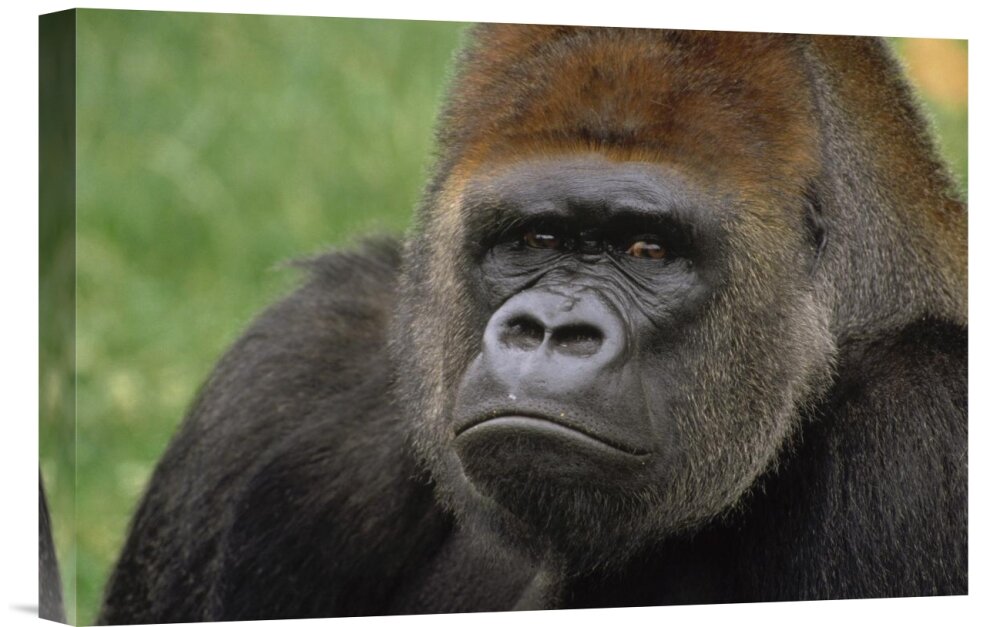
[{"left": 463, "top": 155, "right": 699, "bottom": 218}]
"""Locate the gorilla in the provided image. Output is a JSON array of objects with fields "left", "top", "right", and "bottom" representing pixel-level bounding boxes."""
[{"left": 98, "top": 26, "right": 967, "bottom": 623}]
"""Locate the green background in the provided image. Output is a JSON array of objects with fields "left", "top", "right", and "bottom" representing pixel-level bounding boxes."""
[{"left": 39, "top": 11, "right": 967, "bottom": 625}]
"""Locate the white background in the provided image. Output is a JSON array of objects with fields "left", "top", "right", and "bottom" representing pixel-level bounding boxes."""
[{"left": 2, "top": 1, "right": 996, "bottom": 626}]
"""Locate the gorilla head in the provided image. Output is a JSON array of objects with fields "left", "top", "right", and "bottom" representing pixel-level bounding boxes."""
[{"left": 390, "top": 27, "right": 854, "bottom": 574}]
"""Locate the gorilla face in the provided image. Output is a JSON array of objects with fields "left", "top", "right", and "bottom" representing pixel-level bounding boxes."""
[{"left": 394, "top": 152, "right": 835, "bottom": 573}]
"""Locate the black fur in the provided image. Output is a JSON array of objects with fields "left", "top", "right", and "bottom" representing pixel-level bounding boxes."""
[{"left": 98, "top": 242, "right": 533, "bottom": 623}]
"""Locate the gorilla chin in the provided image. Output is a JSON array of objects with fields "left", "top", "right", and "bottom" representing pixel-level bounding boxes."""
[
  {"left": 453, "top": 414, "right": 662, "bottom": 567},
  {"left": 449, "top": 419, "right": 665, "bottom": 575}
]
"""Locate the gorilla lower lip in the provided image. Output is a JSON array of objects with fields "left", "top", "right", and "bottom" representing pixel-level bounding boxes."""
[{"left": 457, "top": 414, "right": 651, "bottom": 457}]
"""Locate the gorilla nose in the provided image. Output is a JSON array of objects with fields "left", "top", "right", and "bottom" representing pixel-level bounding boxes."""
[
  {"left": 500, "top": 316, "right": 603, "bottom": 357},
  {"left": 484, "top": 289, "right": 626, "bottom": 365}
]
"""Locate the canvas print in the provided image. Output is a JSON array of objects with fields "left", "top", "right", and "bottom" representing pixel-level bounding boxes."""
[{"left": 39, "top": 9, "right": 968, "bottom": 625}]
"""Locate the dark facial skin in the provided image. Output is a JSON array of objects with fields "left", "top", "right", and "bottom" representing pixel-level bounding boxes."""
[{"left": 453, "top": 157, "right": 719, "bottom": 497}]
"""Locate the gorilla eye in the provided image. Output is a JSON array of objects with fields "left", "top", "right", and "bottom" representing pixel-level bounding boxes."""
[
  {"left": 625, "top": 238, "right": 667, "bottom": 260},
  {"left": 523, "top": 230, "right": 562, "bottom": 250}
]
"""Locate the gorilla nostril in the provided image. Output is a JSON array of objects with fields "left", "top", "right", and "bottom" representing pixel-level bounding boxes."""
[
  {"left": 551, "top": 324, "right": 604, "bottom": 357},
  {"left": 500, "top": 315, "right": 546, "bottom": 351}
]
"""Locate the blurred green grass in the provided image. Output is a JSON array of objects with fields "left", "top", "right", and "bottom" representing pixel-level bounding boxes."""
[{"left": 39, "top": 13, "right": 966, "bottom": 625}]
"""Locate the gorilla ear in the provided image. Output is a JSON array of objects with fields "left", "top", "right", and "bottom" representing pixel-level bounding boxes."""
[{"left": 803, "top": 37, "right": 966, "bottom": 340}]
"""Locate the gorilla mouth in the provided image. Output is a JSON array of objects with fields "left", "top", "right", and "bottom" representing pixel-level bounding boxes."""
[{"left": 455, "top": 412, "right": 652, "bottom": 457}]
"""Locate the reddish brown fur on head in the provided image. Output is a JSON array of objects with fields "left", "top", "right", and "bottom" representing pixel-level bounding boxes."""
[{"left": 436, "top": 28, "right": 819, "bottom": 202}]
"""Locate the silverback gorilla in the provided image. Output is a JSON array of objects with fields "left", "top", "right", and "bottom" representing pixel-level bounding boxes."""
[{"left": 98, "top": 26, "right": 967, "bottom": 623}]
